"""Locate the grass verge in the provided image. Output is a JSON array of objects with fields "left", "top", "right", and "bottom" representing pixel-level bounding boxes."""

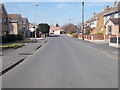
[
  {"left": 20, "top": 40, "right": 37, "bottom": 43},
  {"left": 0, "top": 43, "right": 25, "bottom": 50}
]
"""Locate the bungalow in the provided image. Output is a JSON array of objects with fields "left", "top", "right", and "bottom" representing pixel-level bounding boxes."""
[
  {"left": 0, "top": 3, "right": 9, "bottom": 36},
  {"left": 22, "top": 17, "right": 30, "bottom": 38},
  {"left": 9, "top": 14, "right": 24, "bottom": 37}
]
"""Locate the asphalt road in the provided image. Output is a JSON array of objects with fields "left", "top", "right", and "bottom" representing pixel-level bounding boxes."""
[{"left": 2, "top": 35, "right": 118, "bottom": 88}]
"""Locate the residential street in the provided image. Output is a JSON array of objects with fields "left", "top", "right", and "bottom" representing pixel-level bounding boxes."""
[{"left": 2, "top": 35, "right": 118, "bottom": 88}]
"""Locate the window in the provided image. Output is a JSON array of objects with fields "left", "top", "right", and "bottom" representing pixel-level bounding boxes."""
[
  {"left": 118, "top": 12, "right": 120, "bottom": 18},
  {"left": 110, "top": 14, "right": 114, "bottom": 18},
  {"left": 108, "top": 26, "right": 112, "bottom": 34},
  {"left": 4, "top": 19, "right": 7, "bottom": 24}
]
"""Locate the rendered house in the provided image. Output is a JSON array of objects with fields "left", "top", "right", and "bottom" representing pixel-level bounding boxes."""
[
  {"left": 9, "top": 14, "right": 23, "bottom": 37},
  {"left": 50, "top": 24, "right": 63, "bottom": 35},
  {"left": 0, "top": 3, "right": 9, "bottom": 36}
]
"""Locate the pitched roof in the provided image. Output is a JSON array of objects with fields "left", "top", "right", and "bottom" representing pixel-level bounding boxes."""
[
  {"left": 105, "top": 18, "right": 120, "bottom": 25},
  {"left": 110, "top": 18, "right": 120, "bottom": 25},
  {"left": 104, "top": 2, "right": 120, "bottom": 16},
  {"left": 86, "top": 7, "right": 111, "bottom": 23},
  {"left": 9, "top": 14, "right": 21, "bottom": 22},
  {"left": 22, "top": 17, "right": 28, "bottom": 24},
  {"left": 0, "top": 3, "right": 8, "bottom": 16}
]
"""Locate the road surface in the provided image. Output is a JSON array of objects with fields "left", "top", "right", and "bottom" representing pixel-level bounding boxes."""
[{"left": 2, "top": 35, "right": 118, "bottom": 88}]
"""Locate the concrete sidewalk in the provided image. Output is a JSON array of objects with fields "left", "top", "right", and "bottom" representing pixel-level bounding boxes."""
[
  {"left": 1, "top": 37, "right": 50, "bottom": 73},
  {"left": 69, "top": 36, "right": 118, "bottom": 59}
]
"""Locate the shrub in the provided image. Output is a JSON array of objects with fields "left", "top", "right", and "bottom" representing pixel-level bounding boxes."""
[
  {"left": 16, "top": 34, "right": 23, "bottom": 40},
  {"left": 6, "top": 34, "right": 17, "bottom": 42},
  {"left": 2, "top": 35, "right": 8, "bottom": 43},
  {"left": 72, "top": 34, "right": 78, "bottom": 38},
  {"left": 2, "top": 34, "right": 23, "bottom": 43},
  {"left": 97, "top": 33, "right": 103, "bottom": 35}
]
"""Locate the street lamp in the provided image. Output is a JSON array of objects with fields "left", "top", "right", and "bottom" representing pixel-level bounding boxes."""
[
  {"left": 35, "top": 4, "right": 39, "bottom": 40},
  {"left": 82, "top": 0, "right": 84, "bottom": 40},
  {"left": 69, "top": 18, "right": 70, "bottom": 24}
]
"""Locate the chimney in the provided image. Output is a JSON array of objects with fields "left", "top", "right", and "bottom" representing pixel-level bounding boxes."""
[
  {"left": 104, "top": 6, "right": 110, "bottom": 10},
  {"left": 94, "top": 12, "right": 96, "bottom": 15},
  {"left": 114, "top": 0, "right": 117, "bottom": 6},
  {"left": 56, "top": 23, "right": 59, "bottom": 27}
]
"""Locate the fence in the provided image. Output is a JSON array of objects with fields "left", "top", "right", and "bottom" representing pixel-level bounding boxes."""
[
  {"left": 78, "top": 34, "right": 116, "bottom": 41},
  {"left": 109, "top": 36, "right": 120, "bottom": 48}
]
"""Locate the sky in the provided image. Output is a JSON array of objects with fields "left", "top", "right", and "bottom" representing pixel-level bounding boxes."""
[{"left": 4, "top": 2, "right": 114, "bottom": 26}]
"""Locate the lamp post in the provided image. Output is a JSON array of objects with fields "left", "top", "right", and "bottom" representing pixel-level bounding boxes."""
[
  {"left": 69, "top": 18, "right": 70, "bottom": 24},
  {"left": 82, "top": 0, "right": 84, "bottom": 40},
  {"left": 35, "top": 4, "right": 39, "bottom": 40}
]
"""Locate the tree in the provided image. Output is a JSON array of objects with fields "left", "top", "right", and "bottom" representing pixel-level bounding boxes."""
[
  {"left": 37, "top": 23, "right": 50, "bottom": 34},
  {"left": 77, "top": 23, "right": 82, "bottom": 33},
  {"left": 62, "top": 24, "right": 78, "bottom": 34}
]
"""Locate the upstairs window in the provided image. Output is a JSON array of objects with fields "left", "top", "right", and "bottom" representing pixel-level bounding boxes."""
[
  {"left": 4, "top": 19, "right": 7, "bottom": 24},
  {"left": 110, "top": 13, "right": 114, "bottom": 18},
  {"left": 108, "top": 26, "right": 112, "bottom": 34},
  {"left": 118, "top": 12, "right": 120, "bottom": 18}
]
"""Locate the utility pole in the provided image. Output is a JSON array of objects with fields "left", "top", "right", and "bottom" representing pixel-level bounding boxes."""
[
  {"left": 82, "top": 1, "right": 84, "bottom": 40},
  {"left": 35, "top": 4, "right": 39, "bottom": 40}
]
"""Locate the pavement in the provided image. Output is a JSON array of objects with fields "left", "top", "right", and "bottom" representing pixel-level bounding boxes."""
[
  {"left": 71, "top": 37, "right": 118, "bottom": 59},
  {"left": 1, "top": 37, "right": 50, "bottom": 73},
  {"left": 2, "top": 35, "right": 118, "bottom": 88}
]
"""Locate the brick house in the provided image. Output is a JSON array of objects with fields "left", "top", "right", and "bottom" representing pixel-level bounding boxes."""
[
  {"left": 85, "top": 6, "right": 111, "bottom": 35},
  {"left": 105, "top": 18, "right": 120, "bottom": 36},
  {"left": 104, "top": 2, "right": 120, "bottom": 36},
  {"left": 22, "top": 17, "right": 30, "bottom": 38},
  {"left": 0, "top": 3, "right": 9, "bottom": 36},
  {"left": 9, "top": 14, "right": 24, "bottom": 37},
  {"left": 104, "top": 2, "right": 120, "bottom": 24}
]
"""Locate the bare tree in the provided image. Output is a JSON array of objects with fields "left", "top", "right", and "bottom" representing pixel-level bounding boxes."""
[
  {"left": 77, "top": 23, "right": 82, "bottom": 33},
  {"left": 62, "top": 24, "right": 78, "bottom": 34}
]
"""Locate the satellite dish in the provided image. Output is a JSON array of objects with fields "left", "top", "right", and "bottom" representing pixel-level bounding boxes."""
[{"left": 29, "top": 28, "right": 35, "bottom": 32}]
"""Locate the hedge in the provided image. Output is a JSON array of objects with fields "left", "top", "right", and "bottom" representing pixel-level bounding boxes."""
[{"left": 1, "top": 34, "right": 23, "bottom": 43}]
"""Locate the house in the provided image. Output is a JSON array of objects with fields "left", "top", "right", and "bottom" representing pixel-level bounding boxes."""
[
  {"left": 22, "top": 17, "right": 30, "bottom": 38},
  {"left": 104, "top": 2, "right": 120, "bottom": 25},
  {"left": 29, "top": 23, "right": 35, "bottom": 37},
  {"left": 29, "top": 23, "right": 35, "bottom": 29},
  {"left": 85, "top": 6, "right": 112, "bottom": 35},
  {"left": 104, "top": 2, "right": 120, "bottom": 35},
  {"left": 105, "top": 18, "right": 120, "bottom": 36},
  {"left": 9, "top": 14, "right": 23, "bottom": 37},
  {"left": 0, "top": 3, "right": 9, "bottom": 36},
  {"left": 50, "top": 24, "right": 63, "bottom": 35}
]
